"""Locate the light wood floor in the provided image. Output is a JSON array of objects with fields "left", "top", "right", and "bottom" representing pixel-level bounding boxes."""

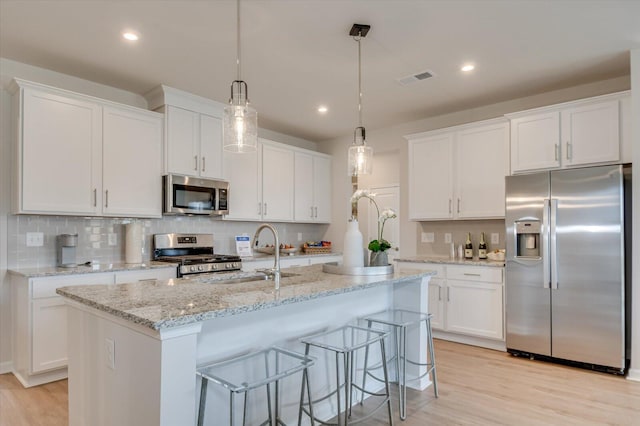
[{"left": 2, "top": 340, "right": 640, "bottom": 425}]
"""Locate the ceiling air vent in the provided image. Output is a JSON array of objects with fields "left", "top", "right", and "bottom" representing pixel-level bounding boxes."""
[{"left": 396, "top": 69, "right": 436, "bottom": 86}]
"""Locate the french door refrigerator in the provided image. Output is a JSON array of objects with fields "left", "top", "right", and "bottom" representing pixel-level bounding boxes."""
[{"left": 505, "top": 164, "right": 631, "bottom": 374}]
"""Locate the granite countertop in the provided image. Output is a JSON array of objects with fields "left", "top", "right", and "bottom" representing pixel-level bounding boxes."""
[
  {"left": 56, "top": 264, "right": 435, "bottom": 331},
  {"left": 241, "top": 252, "right": 341, "bottom": 262},
  {"left": 395, "top": 256, "right": 505, "bottom": 268},
  {"left": 9, "top": 261, "right": 178, "bottom": 278}
]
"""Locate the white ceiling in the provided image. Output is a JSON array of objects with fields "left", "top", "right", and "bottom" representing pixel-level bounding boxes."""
[{"left": 1, "top": 0, "right": 639, "bottom": 142}]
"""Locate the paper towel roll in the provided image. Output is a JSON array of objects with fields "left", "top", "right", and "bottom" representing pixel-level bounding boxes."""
[{"left": 125, "top": 222, "right": 143, "bottom": 264}]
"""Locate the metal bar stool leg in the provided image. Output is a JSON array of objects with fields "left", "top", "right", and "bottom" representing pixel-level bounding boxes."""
[
  {"left": 360, "top": 320, "right": 372, "bottom": 405},
  {"left": 426, "top": 317, "right": 438, "bottom": 398},
  {"left": 335, "top": 352, "right": 342, "bottom": 426},
  {"left": 380, "top": 338, "right": 394, "bottom": 426},
  {"left": 399, "top": 325, "right": 408, "bottom": 420},
  {"left": 197, "top": 377, "right": 208, "bottom": 426}
]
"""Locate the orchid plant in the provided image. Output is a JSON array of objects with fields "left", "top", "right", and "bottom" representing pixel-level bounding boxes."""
[{"left": 351, "top": 189, "right": 397, "bottom": 252}]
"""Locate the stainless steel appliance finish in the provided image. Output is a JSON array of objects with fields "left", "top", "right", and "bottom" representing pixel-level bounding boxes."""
[
  {"left": 153, "top": 233, "right": 241, "bottom": 277},
  {"left": 505, "top": 164, "right": 630, "bottom": 374},
  {"left": 163, "top": 174, "right": 229, "bottom": 216}
]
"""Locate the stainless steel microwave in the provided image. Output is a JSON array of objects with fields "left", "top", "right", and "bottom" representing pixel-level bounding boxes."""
[{"left": 163, "top": 174, "right": 229, "bottom": 216}]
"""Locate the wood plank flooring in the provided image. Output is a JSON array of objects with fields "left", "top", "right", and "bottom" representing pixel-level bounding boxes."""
[{"left": 2, "top": 339, "right": 639, "bottom": 425}]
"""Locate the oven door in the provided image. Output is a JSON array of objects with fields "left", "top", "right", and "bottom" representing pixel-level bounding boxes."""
[{"left": 164, "top": 174, "right": 229, "bottom": 215}]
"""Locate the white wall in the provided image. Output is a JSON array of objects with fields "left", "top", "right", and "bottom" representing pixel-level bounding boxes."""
[{"left": 628, "top": 49, "right": 640, "bottom": 382}]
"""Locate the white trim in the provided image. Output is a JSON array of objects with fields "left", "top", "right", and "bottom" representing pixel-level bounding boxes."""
[
  {"left": 12, "top": 368, "right": 68, "bottom": 388},
  {"left": 432, "top": 331, "right": 507, "bottom": 352},
  {"left": 626, "top": 368, "right": 640, "bottom": 382},
  {"left": 404, "top": 116, "right": 508, "bottom": 141},
  {"left": 504, "top": 90, "right": 630, "bottom": 119},
  {"left": 0, "top": 361, "right": 12, "bottom": 374}
]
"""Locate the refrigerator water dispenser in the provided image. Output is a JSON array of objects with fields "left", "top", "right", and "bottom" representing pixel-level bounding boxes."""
[{"left": 515, "top": 221, "right": 541, "bottom": 258}]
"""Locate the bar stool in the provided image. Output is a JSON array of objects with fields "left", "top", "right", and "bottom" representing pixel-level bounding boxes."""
[
  {"left": 196, "top": 346, "right": 314, "bottom": 426},
  {"left": 360, "top": 309, "right": 438, "bottom": 420},
  {"left": 299, "top": 324, "right": 394, "bottom": 426}
]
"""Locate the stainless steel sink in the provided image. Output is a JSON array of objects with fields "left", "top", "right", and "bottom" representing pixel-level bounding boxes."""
[{"left": 194, "top": 272, "right": 300, "bottom": 285}]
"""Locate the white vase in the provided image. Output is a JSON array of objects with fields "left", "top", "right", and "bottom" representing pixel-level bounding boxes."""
[{"left": 343, "top": 219, "right": 364, "bottom": 268}]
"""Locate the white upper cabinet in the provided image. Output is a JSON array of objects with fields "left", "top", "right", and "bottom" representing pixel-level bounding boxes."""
[
  {"left": 261, "top": 140, "right": 294, "bottom": 221},
  {"left": 222, "top": 140, "right": 262, "bottom": 221},
  {"left": 11, "top": 79, "right": 163, "bottom": 217},
  {"left": 407, "top": 119, "right": 508, "bottom": 221},
  {"left": 294, "top": 151, "right": 332, "bottom": 223},
  {"left": 507, "top": 92, "right": 629, "bottom": 174},
  {"left": 164, "top": 105, "right": 223, "bottom": 179}
]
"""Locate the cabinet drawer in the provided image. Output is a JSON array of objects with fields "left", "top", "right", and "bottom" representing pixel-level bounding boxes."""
[
  {"left": 396, "top": 262, "right": 445, "bottom": 277},
  {"left": 447, "top": 265, "right": 503, "bottom": 284},
  {"left": 114, "top": 267, "right": 177, "bottom": 284},
  {"left": 32, "top": 273, "right": 114, "bottom": 299}
]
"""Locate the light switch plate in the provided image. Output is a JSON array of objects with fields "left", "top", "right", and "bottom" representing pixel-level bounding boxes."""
[
  {"left": 26, "top": 232, "right": 44, "bottom": 247},
  {"left": 444, "top": 233, "right": 452, "bottom": 244},
  {"left": 491, "top": 233, "right": 500, "bottom": 244},
  {"left": 297, "top": 233, "right": 302, "bottom": 242}
]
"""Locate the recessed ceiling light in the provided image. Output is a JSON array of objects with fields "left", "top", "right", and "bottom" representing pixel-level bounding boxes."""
[
  {"left": 461, "top": 64, "right": 475, "bottom": 72},
  {"left": 122, "top": 32, "right": 139, "bottom": 41},
  {"left": 317, "top": 106, "right": 328, "bottom": 114}
]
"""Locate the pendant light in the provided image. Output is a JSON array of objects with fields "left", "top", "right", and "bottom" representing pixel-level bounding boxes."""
[
  {"left": 223, "top": 0, "right": 257, "bottom": 153},
  {"left": 347, "top": 24, "right": 373, "bottom": 176}
]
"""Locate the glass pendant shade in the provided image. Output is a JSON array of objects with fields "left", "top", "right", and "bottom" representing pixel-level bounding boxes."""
[
  {"left": 223, "top": 81, "right": 257, "bottom": 153},
  {"left": 348, "top": 126, "right": 372, "bottom": 176}
]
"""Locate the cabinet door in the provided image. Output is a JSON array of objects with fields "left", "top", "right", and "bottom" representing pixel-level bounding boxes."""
[
  {"left": 223, "top": 142, "right": 262, "bottom": 221},
  {"left": 428, "top": 279, "right": 445, "bottom": 330},
  {"left": 199, "top": 114, "right": 224, "bottom": 179},
  {"left": 102, "top": 106, "right": 163, "bottom": 217},
  {"left": 20, "top": 88, "right": 101, "bottom": 215},
  {"left": 561, "top": 100, "right": 619, "bottom": 167},
  {"left": 445, "top": 280, "right": 504, "bottom": 340},
  {"left": 32, "top": 297, "right": 67, "bottom": 373},
  {"left": 510, "top": 111, "right": 560, "bottom": 173},
  {"left": 408, "top": 134, "right": 454, "bottom": 220},
  {"left": 114, "top": 267, "right": 177, "bottom": 284},
  {"left": 313, "top": 155, "right": 332, "bottom": 223},
  {"left": 166, "top": 105, "right": 199, "bottom": 176},
  {"left": 294, "top": 152, "right": 315, "bottom": 222},
  {"left": 262, "top": 142, "right": 294, "bottom": 221},
  {"left": 456, "top": 122, "right": 509, "bottom": 218}
]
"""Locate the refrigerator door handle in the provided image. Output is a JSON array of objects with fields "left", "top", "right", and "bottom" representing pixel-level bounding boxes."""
[
  {"left": 550, "top": 198, "right": 559, "bottom": 290},
  {"left": 542, "top": 199, "right": 551, "bottom": 289}
]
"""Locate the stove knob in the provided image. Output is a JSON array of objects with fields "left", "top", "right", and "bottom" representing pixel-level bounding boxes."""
[
  {"left": 190, "top": 266, "right": 197, "bottom": 272},
  {"left": 212, "top": 264, "right": 219, "bottom": 270},
  {"left": 198, "top": 265, "right": 205, "bottom": 271},
  {"left": 233, "top": 262, "right": 240, "bottom": 269},
  {"left": 226, "top": 263, "right": 232, "bottom": 269}
]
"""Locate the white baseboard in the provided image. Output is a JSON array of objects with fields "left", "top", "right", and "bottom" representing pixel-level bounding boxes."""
[
  {"left": 626, "top": 368, "right": 640, "bottom": 382},
  {"left": 432, "top": 330, "right": 507, "bottom": 352},
  {"left": 0, "top": 361, "right": 12, "bottom": 374}
]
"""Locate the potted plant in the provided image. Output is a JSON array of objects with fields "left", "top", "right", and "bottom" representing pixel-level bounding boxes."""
[{"left": 351, "top": 189, "right": 397, "bottom": 266}]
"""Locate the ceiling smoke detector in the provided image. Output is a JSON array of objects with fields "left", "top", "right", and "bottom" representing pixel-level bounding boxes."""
[{"left": 396, "top": 70, "right": 436, "bottom": 86}]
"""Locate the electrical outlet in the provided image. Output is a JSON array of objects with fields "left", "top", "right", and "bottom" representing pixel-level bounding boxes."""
[
  {"left": 105, "top": 338, "right": 115, "bottom": 370},
  {"left": 444, "top": 233, "right": 452, "bottom": 244},
  {"left": 491, "top": 233, "right": 500, "bottom": 245},
  {"left": 297, "top": 233, "right": 302, "bottom": 242},
  {"left": 26, "top": 232, "right": 44, "bottom": 247},
  {"left": 421, "top": 232, "right": 434, "bottom": 243},
  {"left": 108, "top": 233, "right": 117, "bottom": 246}
]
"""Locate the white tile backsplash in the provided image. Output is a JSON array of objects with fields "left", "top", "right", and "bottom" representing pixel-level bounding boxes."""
[{"left": 9, "top": 214, "right": 328, "bottom": 269}]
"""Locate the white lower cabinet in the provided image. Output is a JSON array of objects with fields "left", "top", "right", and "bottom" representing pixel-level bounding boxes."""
[
  {"left": 11, "top": 267, "right": 177, "bottom": 387},
  {"left": 397, "top": 261, "right": 505, "bottom": 349},
  {"left": 242, "top": 254, "right": 342, "bottom": 272}
]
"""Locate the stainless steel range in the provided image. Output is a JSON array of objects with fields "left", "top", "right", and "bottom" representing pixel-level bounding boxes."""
[{"left": 153, "top": 233, "right": 241, "bottom": 277}]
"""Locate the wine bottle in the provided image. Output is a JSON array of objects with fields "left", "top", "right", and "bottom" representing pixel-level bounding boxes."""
[
  {"left": 464, "top": 233, "right": 473, "bottom": 259},
  {"left": 478, "top": 232, "right": 488, "bottom": 260}
]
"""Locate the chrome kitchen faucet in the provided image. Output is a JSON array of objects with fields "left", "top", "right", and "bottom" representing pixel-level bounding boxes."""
[{"left": 253, "top": 224, "right": 281, "bottom": 291}]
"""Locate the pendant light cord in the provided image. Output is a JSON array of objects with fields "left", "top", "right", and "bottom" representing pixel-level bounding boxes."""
[
  {"left": 356, "top": 34, "right": 362, "bottom": 128},
  {"left": 236, "top": 0, "right": 241, "bottom": 81}
]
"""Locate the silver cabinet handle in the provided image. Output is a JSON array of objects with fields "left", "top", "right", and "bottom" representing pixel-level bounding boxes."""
[
  {"left": 105, "top": 190, "right": 109, "bottom": 208},
  {"left": 566, "top": 142, "right": 571, "bottom": 160},
  {"left": 264, "top": 203, "right": 267, "bottom": 216},
  {"left": 314, "top": 206, "right": 318, "bottom": 218},
  {"left": 194, "top": 155, "right": 198, "bottom": 171},
  {"left": 310, "top": 206, "right": 314, "bottom": 218},
  {"left": 447, "top": 287, "right": 450, "bottom": 302},
  {"left": 463, "top": 273, "right": 481, "bottom": 277},
  {"left": 449, "top": 199, "right": 452, "bottom": 214},
  {"left": 438, "top": 286, "right": 442, "bottom": 301},
  {"left": 554, "top": 144, "right": 559, "bottom": 161},
  {"left": 258, "top": 203, "right": 262, "bottom": 215},
  {"left": 93, "top": 189, "right": 97, "bottom": 207},
  {"left": 202, "top": 156, "right": 206, "bottom": 172},
  {"left": 457, "top": 198, "right": 461, "bottom": 214}
]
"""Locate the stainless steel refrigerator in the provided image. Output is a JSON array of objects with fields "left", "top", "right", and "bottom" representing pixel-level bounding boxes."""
[{"left": 505, "top": 164, "right": 631, "bottom": 374}]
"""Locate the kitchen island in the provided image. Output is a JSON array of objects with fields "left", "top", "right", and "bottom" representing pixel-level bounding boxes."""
[{"left": 57, "top": 264, "right": 435, "bottom": 426}]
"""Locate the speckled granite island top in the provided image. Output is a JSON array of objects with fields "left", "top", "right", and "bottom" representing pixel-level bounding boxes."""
[
  {"left": 395, "top": 256, "right": 505, "bottom": 267},
  {"left": 57, "top": 264, "right": 435, "bottom": 331}
]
